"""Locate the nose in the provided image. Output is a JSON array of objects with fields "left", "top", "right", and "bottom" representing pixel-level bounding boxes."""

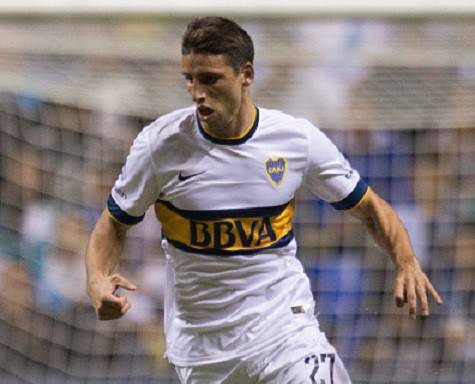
[{"left": 189, "top": 80, "right": 206, "bottom": 103}]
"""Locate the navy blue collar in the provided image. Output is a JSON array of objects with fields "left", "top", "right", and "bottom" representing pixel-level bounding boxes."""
[{"left": 196, "top": 106, "right": 259, "bottom": 145}]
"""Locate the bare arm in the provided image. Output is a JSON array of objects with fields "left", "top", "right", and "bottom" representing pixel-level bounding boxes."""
[
  {"left": 85, "top": 209, "right": 136, "bottom": 320},
  {"left": 350, "top": 188, "right": 443, "bottom": 319}
]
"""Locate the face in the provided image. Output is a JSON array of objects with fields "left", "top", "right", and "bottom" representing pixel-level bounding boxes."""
[{"left": 181, "top": 53, "right": 253, "bottom": 133}]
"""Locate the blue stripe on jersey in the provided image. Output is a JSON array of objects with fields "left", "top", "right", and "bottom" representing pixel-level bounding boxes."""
[
  {"left": 156, "top": 198, "right": 289, "bottom": 220},
  {"left": 331, "top": 179, "right": 369, "bottom": 210},
  {"left": 197, "top": 106, "right": 259, "bottom": 145},
  {"left": 166, "top": 230, "right": 294, "bottom": 256},
  {"left": 107, "top": 194, "right": 145, "bottom": 225}
]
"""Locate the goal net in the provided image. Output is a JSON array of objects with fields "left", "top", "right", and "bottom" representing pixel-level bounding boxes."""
[{"left": 0, "top": 12, "right": 474, "bottom": 384}]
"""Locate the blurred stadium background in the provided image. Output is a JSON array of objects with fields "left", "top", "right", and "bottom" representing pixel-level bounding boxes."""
[{"left": 0, "top": 2, "right": 474, "bottom": 383}]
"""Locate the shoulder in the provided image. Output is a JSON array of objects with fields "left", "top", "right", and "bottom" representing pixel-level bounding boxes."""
[
  {"left": 142, "top": 106, "right": 195, "bottom": 135},
  {"left": 124, "top": 106, "right": 195, "bottom": 159},
  {"left": 259, "top": 107, "right": 300, "bottom": 124},
  {"left": 258, "top": 107, "right": 321, "bottom": 138},
  {"left": 141, "top": 106, "right": 196, "bottom": 142}
]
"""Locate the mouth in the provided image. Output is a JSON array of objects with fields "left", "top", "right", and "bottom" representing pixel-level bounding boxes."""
[{"left": 197, "top": 105, "right": 214, "bottom": 121}]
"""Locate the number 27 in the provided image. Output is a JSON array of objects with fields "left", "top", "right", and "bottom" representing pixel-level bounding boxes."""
[{"left": 304, "top": 353, "right": 336, "bottom": 384}]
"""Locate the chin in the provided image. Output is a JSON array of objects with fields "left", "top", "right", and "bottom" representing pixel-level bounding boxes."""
[{"left": 202, "top": 116, "right": 221, "bottom": 129}]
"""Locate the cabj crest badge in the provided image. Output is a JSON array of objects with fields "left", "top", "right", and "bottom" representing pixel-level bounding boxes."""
[{"left": 265, "top": 157, "right": 287, "bottom": 186}]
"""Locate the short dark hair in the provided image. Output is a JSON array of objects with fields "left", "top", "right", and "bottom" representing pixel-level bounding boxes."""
[{"left": 181, "top": 17, "right": 254, "bottom": 71}]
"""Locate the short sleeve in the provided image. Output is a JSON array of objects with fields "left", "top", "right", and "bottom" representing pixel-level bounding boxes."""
[
  {"left": 108, "top": 128, "right": 160, "bottom": 225},
  {"left": 303, "top": 123, "right": 368, "bottom": 210}
]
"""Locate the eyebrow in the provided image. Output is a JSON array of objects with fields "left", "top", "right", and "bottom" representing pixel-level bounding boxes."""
[
  {"left": 182, "top": 69, "right": 223, "bottom": 74},
  {"left": 181, "top": 71, "right": 224, "bottom": 78}
]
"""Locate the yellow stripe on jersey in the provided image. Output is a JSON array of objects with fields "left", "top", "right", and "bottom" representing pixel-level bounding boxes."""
[
  {"left": 351, "top": 186, "right": 370, "bottom": 210},
  {"left": 154, "top": 199, "right": 295, "bottom": 255}
]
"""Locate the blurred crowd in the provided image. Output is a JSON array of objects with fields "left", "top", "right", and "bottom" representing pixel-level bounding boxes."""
[
  {"left": 0, "top": 95, "right": 171, "bottom": 382},
  {"left": 0, "top": 88, "right": 474, "bottom": 383}
]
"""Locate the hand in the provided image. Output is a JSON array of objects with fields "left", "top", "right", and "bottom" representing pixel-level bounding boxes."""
[
  {"left": 393, "top": 261, "right": 443, "bottom": 319},
  {"left": 87, "top": 273, "right": 137, "bottom": 321}
]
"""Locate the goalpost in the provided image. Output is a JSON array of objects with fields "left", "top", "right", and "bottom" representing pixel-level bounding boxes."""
[{"left": 0, "top": 3, "right": 474, "bottom": 383}]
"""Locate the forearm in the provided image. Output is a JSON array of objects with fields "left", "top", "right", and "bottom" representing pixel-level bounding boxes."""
[
  {"left": 85, "top": 209, "right": 136, "bottom": 320},
  {"left": 352, "top": 190, "right": 416, "bottom": 267},
  {"left": 85, "top": 210, "right": 127, "bottom": 285},
  {"left": 351, "top": 188, "right": 442, "bottom": 317}
]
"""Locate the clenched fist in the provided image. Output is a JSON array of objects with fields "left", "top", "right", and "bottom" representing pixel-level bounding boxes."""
[{"left": 87, "top": 273, "right": 137, "bottom": 320}]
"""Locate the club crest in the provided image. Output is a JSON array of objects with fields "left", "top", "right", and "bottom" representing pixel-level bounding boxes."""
[{"left": 265, "top": 157, "right": 287, "bottom": 186}]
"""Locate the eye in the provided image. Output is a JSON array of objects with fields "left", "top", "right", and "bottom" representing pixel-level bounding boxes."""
[{"left": 200, "top": 74, "right": 219, "bottom": 85}]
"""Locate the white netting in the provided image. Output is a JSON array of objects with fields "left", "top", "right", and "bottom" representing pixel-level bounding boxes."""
[{"left": 0, "top": 16, "right": 474, "bottom": 384}]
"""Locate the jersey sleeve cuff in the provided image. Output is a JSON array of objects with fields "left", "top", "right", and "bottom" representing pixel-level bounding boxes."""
[
  {"left": 107, "top": 194, "right": 145, "bottom": 225},
  {"left": 330, "top": 179, "right": 369, "bottom": 210}
]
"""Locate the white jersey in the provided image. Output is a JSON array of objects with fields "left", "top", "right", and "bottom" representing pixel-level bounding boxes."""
[{"left": 108, "top": 106, "right": 368, "bottom": 366}]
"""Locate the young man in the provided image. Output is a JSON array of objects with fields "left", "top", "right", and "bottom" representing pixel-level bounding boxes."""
[{"left": 86, "top": 17, "right": 442, "bottom": 383}]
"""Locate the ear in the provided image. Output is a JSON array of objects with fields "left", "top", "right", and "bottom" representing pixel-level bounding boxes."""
[{"left": 242, "top": 62, "right": 254, "bottom": 87}]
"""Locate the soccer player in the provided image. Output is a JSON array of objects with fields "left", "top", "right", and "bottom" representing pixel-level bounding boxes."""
[{"left": 86, "top": 17, "right": 443, "bottom": 383}]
